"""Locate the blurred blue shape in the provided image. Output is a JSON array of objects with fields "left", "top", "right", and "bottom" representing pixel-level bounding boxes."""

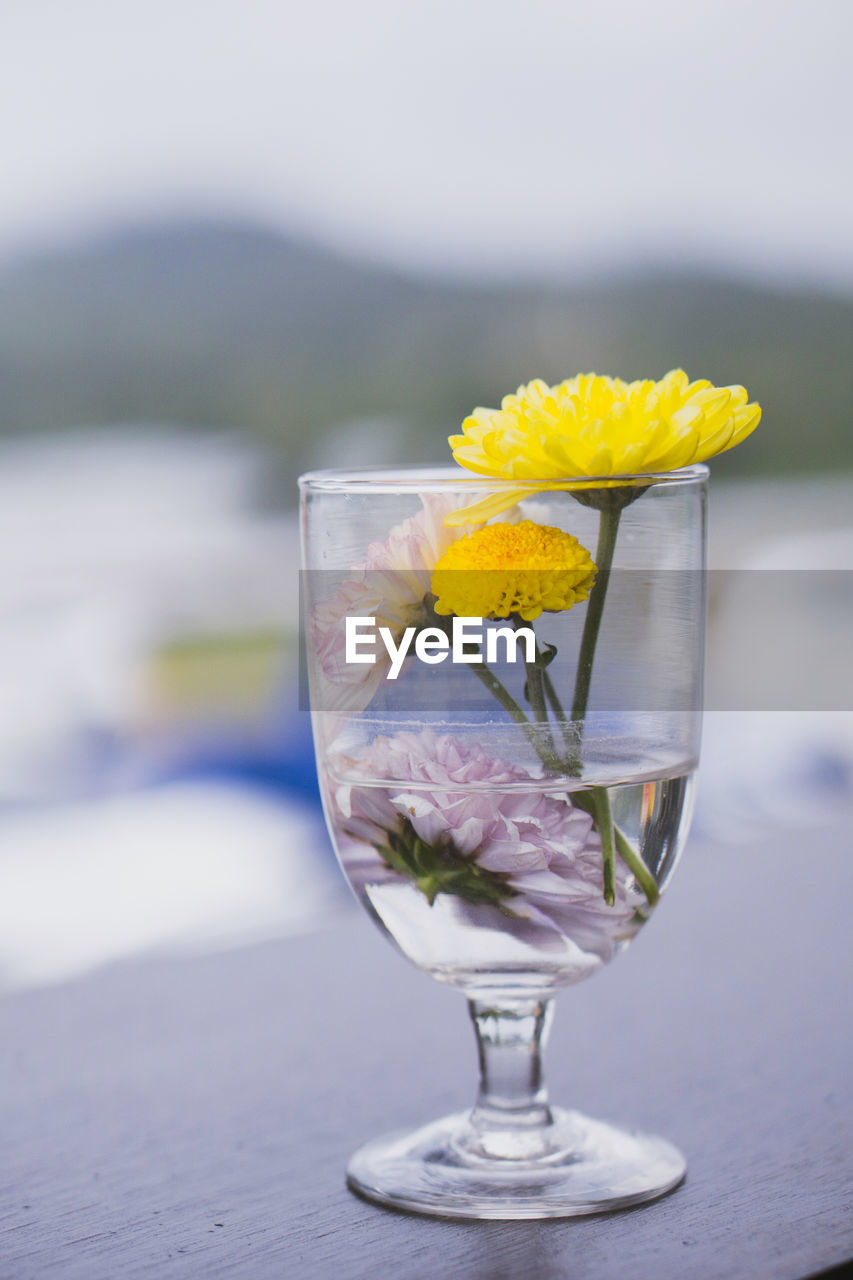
[{"left": 143, "top": 703, "right": 323, "bottom": 811}]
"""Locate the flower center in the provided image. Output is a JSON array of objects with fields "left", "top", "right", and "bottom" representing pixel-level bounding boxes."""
[{"left": 430, "top": 521, "right": 596, "bottom": 622}]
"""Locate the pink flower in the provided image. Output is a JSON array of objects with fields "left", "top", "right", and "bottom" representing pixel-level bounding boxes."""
[
  {"left": 335, "top": 729, "right": 643, "bottom": 964},
  {"left": 310, "top": 494, "right": 463, "bottom": 715}
]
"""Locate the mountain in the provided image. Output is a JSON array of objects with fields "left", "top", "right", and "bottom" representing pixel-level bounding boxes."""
[{"left": 1, "top": 221, "right": 851, "bottom": 488}]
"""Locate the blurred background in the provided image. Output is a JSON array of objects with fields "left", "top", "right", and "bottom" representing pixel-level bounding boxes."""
[{"left": 1, "top": 0, "right": 851, "bottom": 991}]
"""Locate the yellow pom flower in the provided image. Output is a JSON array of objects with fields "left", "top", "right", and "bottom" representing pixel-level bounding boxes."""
[
  {"left": 446, "top": 369, "right": 760, "bottom": 524},
  {"left": 431, "top": 521, "right": 596, "bottom": 622}
]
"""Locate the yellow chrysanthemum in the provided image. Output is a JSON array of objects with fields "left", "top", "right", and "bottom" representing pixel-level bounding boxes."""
[
  {"left": 431, "top": 521, "right": 596, "bottom": 622},
  {"left": 446, "top": 369, "right": 761, "bottom": 524}
]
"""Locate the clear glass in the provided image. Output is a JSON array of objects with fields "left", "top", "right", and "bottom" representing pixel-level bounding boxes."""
[{"left": 300, "top": 465, "right": 707, "bottom": 1218}]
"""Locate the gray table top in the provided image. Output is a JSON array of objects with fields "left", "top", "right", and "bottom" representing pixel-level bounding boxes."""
[{"left": 2, "top": 816, "right": 852, "bottom": 1280}]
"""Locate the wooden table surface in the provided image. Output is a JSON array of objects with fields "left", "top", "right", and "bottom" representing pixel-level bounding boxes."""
[{"left": 2, "top": 816, "right": 852, "bottom": 1280}]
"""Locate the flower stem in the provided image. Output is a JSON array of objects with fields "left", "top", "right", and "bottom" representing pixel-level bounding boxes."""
[
  {"left": 614, "top": 826, "right": 659, "bottom": 906},
  {"left": 463, "top": 548, "right": 662, "bottom": 912},
  {"left": 524, "top": 651, "right": 559, "bottom": 762},
  {"left": 589, "top": 786, "right": 616, "bottom": 906},
  {"left": 525, "top": 657, "right": 549, "bottom": 724},
  {"left": 514, "top": 615, "right": 559, "bottom": 758},
  {"left": 469, "top": 660, "right": 563, "bottom": 771},
  {"left": 541, "top": 665, "right": 577, "bottom": 760},
  {"left": 572, "top": 788, "right": 658, "bottom": 908},
  {"left": 469, "top": 659, "right": 528, "bottom": 726},
  {"left": 570, "top": 504, "right": 622, "bottom": 737}
]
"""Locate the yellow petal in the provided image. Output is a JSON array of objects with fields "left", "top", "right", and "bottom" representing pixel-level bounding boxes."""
[
  {"left": 448, "top": 371, "right": 760, "bottom": 482},
  {"left": 443, "top": 489, "right": 538, "bottom": 526}
]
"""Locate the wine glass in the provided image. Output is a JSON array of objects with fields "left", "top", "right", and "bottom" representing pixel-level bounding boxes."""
[{"left": 299, "top": 465, "right": 706, "bottom": 1220}]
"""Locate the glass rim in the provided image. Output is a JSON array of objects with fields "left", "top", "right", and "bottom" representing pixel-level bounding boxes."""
[{"left": 298, "top": 462, "right": 710, "bottom": 493}]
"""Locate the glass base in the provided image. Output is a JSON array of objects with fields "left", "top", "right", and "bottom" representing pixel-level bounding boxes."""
[{"left": 347, "top": 1107, "right": 686, "bottom": 1220}]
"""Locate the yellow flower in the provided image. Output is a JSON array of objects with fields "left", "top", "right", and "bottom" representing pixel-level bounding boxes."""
[
  {"left": 446, "top": 369, "right": 760, "bottom": 524},
  {"left": 431, "top": 521, "right": 596, "bottom": 622}
]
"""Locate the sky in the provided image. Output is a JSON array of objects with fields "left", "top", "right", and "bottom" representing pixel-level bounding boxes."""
[{"left": 2, "top": 0, "right": 852, "bottom": 289}]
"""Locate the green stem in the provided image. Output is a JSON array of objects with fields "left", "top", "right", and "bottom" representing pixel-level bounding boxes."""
[
  {"left": 614, "top": 826, "right": 659, "bottom": 907},
  {"left": 525, "top": 657, "right": 549, "bottom": 725},
  {"left": 459, "top": 524, "right": 663, "bottom": 912},
  {"left": 541, "top": 665, "right": 576, "bottom": 760},
  {"left": 471, "top": 644, "right": 659, "bottom": 911},
  {"left": 573, "top": 790, "right": 658, "bottom": 909},
  {"left": 524, "top": 652, "right": 559, "bottom": 762},
  {"left": 589, "top": 786, "right": 615, "bottom": 907},
  {"left": 469, "top": 660, "right": 563, "bottom": 771},
  {"left": 570, "top": 505, "right": 622, "bottom": 735},
  {"left": 469, "top": 659, "right": 530, "bottom": 728}
]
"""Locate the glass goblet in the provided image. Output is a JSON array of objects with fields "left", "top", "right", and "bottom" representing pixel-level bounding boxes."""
[{"left": 299, "top": 465, "right": 707, "bottom": 1219}]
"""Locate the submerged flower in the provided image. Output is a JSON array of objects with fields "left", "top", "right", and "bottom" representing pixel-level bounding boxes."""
[
  {"left": 311, "top": 493, "right": 463, "bottom": 714},
  {"left": 446, "top": 369, "right": 761, "bottom": 524},
  {"left": 431, "top": 520, "right": 596, "bottom": 621},
  {"left": 335, "top": 729, "right": 642, "bottom": 966}
]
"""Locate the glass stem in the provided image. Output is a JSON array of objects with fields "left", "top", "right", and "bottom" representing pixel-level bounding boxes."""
[{"left": 466, "top": 998, "right": 556, "bottom": 1159}]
